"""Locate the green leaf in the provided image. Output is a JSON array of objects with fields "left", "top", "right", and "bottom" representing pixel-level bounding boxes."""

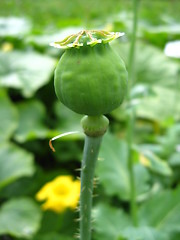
[
  {"left": 0, "top": 143, "right": 35, "bottom": 189},
  {"left": 116, "top": 42, "right": 179, "bottom": 89},
  {"left": 93, "top": 203, "right": 131, "bottom": 240},
  {"left": 0, "top": 89, "right": 18, "bottom": 143},
  {"left": 169, "top": 152, "right": 180, "bottom": 167},
  {"left": 14, "top": 100, "right": 49, "bottom": 142},
  {"left": 53, "top": 141, "right": 82, "bottom": 163},
  {"left": 96, "top": 133, "right": 150, "bottom": 200},
  {"left": 0, "top": 198, "right": 42, "bottom": 239},
  {"left": 33, "top": 232, "right": 74, "bottom": 240},
  {"left": 169, "top": 231, "right": 180, "bottom": 240},
  {"left": 54, "top": 101, "right": 83, "bottom": 138},
  {"left": 118, "top": 226, "right": 169, "bottom": 240},
  {"left": 142, "top": 23, "right": 180, "bottom": 48},
  {"left": 137, "top": 149, "right": 172, "bottom": 176},
  {"left": 138, "top": 186, "right": 180, "bottom": 233},
  {"left": 158, "top": 123, "right": 180, "bottom": 158},
  {"left": 34, "top": 233, "right": 73, "bottom": 240},
  {"left": 136, "top": 86, "right": 180, "bottom": 123},
  {"left": 113, "top": 42, "right": 179, "bottom": 123},
  {"left": 36, "top": 211, "right": 63, "bottom": 234},
  {"left": 0, "top": 17, "right": 32, "bottom": 37},
  {"left": 26, "top": 27, "right": 83, "bottom": 48},
  {"left": 117, "top": 236, "right": 128, "bottom": 240},
  {"left": 0, "top": 50, "right": 55, "bottom": 97}
]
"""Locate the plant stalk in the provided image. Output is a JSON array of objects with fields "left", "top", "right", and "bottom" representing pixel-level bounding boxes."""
[
  {"left": 127, "top": 108, "right": 137, "bottom": 226},
  {"left": 128, "top": 0, "right": 139, "bottom": 90},
  {"left": 80, "top": 115, "right": 109, "bottom": 240},
  {"left": 80, "top": 135, "right": 102, "bottom": 240},
  {"left": 127, "top": 0, "right": 139, "bottom": 227}
]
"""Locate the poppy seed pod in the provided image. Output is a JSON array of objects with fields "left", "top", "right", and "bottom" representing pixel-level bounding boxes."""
[{"left": 51, "top": 30, "right": 128, "bottom": 115}]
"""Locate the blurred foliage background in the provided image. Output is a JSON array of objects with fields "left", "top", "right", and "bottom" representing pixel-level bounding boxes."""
[{"left": 0, "top": 0, "right": 180, "bottom": 240}]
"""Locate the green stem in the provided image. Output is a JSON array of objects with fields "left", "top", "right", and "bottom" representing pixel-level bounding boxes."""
[
  {"left": 128, "top": 0, "right": 139, "bottom": 89},
  {"left": 127, "top": 108, "right": 137, "bottom": 226},
  {"left": 80, "top": 115, "right": 109, "bottom": 240},
  {"left": 127, "top": 0, "right": 139, "bottom": 226},
  {"left": 80, "top": 135, "right": 102, "bottom": 240}
]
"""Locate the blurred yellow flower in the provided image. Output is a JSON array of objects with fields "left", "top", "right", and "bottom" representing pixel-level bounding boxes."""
[
  {"left": 104, "top": 23, "right": 114, "bottom": 32},
  {"left": 139, "top": 154, "right": 151, "bottom": 167},
  {"left": 1, "top": 42, "right": 13, "bottom": 52},
  {"left": 36, "top": 175, "right": 80, "bottom": 213}
]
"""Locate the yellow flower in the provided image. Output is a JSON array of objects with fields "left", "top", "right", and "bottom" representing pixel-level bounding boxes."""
[
  {"left": 139, "top": 154, "right": 151, "bottom": 167},
  {"left": 36, "top": 175, "right": 80, "bottom": 213},
  {"left": 1, "top": 42, "right": 13, "bottom": 52}
]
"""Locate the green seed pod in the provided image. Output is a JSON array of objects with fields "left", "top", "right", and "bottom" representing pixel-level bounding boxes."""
[{"left": 51, "top": 30, "right": 127, "bottom": 115}]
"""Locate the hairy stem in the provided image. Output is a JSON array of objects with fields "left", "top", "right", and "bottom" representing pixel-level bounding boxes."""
[
  {"left": 127, "top": 0, "right": 139, "bottom": 226},
  {"left": 80, "top": 136, "right": 102, "bottom": 240},
  {"left": 80, "top": 115, "right": 109, "bottom": 240}
]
